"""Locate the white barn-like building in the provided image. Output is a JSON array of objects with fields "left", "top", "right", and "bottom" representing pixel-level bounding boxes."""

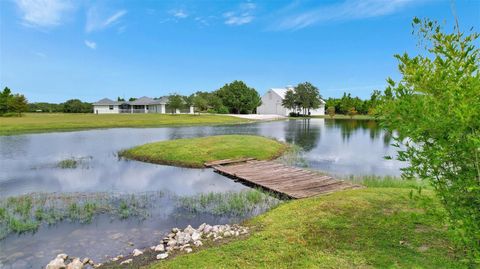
[{"left": 257, "top": 87, "right": 325, "bottom": 116}]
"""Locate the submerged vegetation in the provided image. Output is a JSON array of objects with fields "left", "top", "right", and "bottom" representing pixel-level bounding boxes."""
[
  {"left": 0, "top": 192, "right": 158, "bottom": 239},
  {"left": 178, "top": 189, "right": 281, "bottom": 216},
  {"left": 120, "top": 135, "right": 288, "bottom": 168},
  {"left": 56, "top": 156, "right": 92, "bottom": 169},
  {"left": 0, "top": 189, "right": 280, "bottom": 240}
]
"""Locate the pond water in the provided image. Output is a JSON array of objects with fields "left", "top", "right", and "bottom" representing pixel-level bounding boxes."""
[{"left": 0, "top": 119, "right": 403, "bottom": 268}]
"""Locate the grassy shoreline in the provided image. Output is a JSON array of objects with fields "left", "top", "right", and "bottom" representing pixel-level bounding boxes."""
[
  {"left": 0, "top": 113, "right": 251, "bottom": 136},
  {"left": 309, "top": 114, "right": 376, "bottom": 120},
  {"left": 148, "top": 187, "right": 464, "bottom": 269},
  {"left": 119, "top": 135, "right": 288, "bottom": 168}
]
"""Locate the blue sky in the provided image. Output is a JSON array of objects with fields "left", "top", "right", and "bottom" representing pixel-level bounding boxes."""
[{"left": 0, "top": 0, "right": 479, "bottom": 103}]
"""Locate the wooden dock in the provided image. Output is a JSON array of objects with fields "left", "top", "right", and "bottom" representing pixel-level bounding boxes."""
[{"left": 205, "top": 159, "right": 362, "bottom": 199}]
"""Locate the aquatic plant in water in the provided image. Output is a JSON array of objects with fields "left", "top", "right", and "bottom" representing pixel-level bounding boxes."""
[
  {"left": 57, "top": 156, "right": 93, "bottom": 169},
  {"left": 178, "top": 188, "right": 282, "bottom": 216},
  {"left": 0, "top": 192, "right": 163, "bottom": 239}
]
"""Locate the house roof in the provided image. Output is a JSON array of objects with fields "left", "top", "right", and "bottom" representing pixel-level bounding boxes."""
[
  {"left": 92, "top": 98, "right": 123, "bottom": 105},
  {"left": 93, "top": 96, "right": 171, "bottom": 106},
  {"left": 128, "top": 96, "right": 170, "bottom": 105},
  {"left": 269, "top": 87, "right": 325, "bottom": 104}
]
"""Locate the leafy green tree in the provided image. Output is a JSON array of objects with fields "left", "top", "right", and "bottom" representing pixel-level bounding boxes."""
[
  {"left": 117, "top": 97, "right": 125, "bottom": 101},
  {"left": 215, "top": 80, "right": 260, "bottom": 114},
  {"left": 347, "top": 107, "right": 357, "bottom": 119},
  {"left": 379, "top": 18, "right": 480, "bottom": 263},
  {"left": 293, "top": 82, "right": 322, "bottom": 115},
  {"left": 10, "top": 94, "right": 28, "bottom": 115},
  {"left": 128, "top": 97, "right": 137, "bottom": 102},
  {"left": 327, "top": 106, "right": 335, "bottom": 118},
  {"left": 282, "top": 89, "right": 297, "bottom": 113},
  {"left": 192, "top": 94, "right": 208, "bottom": 113},
  {"left": 62, "top": 99, "right": 92, "bottom": 113},
  {"left": 166, "top": 94, "right": 184, "bottom": 114},
  {"left": 0, "top": 87, "right": 12, "bottom": 114}
]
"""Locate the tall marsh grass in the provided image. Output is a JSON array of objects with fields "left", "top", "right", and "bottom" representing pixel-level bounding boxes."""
[{"left": 178, "top": 188, "right": 282, "bottom": 216}]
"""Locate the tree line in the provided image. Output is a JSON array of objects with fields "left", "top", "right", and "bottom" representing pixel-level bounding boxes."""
[
  {"left": 28, "top": 99, "right": 93, "bottom": 113},
  {"left": 324, "top": 90, "right": 381, "bottom": 118},
  {"left": 165, "top": 80, "right": 261, "bottom": 114}
]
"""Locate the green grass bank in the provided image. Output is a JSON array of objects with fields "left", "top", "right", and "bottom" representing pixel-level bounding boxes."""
[
  {"left": 149, "top": 187, "right": 464, "bottom": 269},
  {"left": 119, "top": 135, "right": 287, "bottom": 168},
  {"left": 0, "top": 113, "right": 250, "bottom": 135}
]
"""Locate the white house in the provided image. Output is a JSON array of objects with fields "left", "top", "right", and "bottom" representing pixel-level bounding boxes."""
[
  {"left": 92, "top": 96, "right": 194, "bottom": 114},
  {"left": 257, "top": 87, "right": 325, "bottom": 116}
]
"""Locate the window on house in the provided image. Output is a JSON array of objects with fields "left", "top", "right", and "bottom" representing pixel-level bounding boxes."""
[{"left": 109, "top": 105, "right": 114, "bottom": 110}]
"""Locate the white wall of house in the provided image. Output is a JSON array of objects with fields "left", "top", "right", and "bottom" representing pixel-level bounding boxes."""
[
  {"left": 94, "top": 105, "right": 119, "bottom": 114},
  {"left": 257, "top": 89, "right": 325, "bottom": 116},
  {"left": 257, "top": 90, "right": 289, "bottom": 116}
]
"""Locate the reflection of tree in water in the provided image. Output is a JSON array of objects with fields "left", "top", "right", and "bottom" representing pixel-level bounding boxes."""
[
  {"left": 284, "top": 119, "right": 320, "bottom": 152},
  {"left": 383, "top": 131, "right": 393, "bottom": 147},
  {"left": 325, "top": 119, "right": 382, "bottom": 143}
]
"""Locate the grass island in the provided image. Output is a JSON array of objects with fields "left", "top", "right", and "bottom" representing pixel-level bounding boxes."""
[{"left": 119, "top": 135, "right": 288, "bottom": 168}]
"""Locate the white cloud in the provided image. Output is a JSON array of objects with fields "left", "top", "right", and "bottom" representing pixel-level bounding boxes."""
[
  {"left": 84, "top": 40, "right": 97, "bottom": 50},
  {"left": 33, "top": 51, "right": 47, "bottom": 58},
  {"left": 15, "top": 0, "right": 73, "bottom": 27},
  {"left": 274, "top": 0, "right": 420, "bottom": 30},
  {"left": 86, "top": 8, "right": 127, "bottom": 33},
  {"left": 170, "top": 9, "right": 188, "bottom": 19},
  {"left": 223, "top": 2, "right": 256, "bottom": 26}
]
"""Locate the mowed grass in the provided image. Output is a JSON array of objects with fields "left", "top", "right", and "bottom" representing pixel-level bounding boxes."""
[
  {"left": 0, "top": 113, "right": 250, "bottom": 135},
  {"left": 120, "top": 135, "right": 287, "bottom": 168},
  {"left": 150, "top": 188, "right": 464, "bottom": 269}
]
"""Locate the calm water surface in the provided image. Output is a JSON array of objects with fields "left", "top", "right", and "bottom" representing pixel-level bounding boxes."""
[{"left": 0, "top": 119, "right": 403, "bottom": 268}]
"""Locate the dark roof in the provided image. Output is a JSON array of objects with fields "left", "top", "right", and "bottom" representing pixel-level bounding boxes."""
[
  {"left": 92, "top": 98, "right": 122, "bottom": 105},
  {"left": 127, "top": 96, "right": 168, "bottom": 105},
  {"left": 93, "top": 96, "right": 174, "bottom": 106}
]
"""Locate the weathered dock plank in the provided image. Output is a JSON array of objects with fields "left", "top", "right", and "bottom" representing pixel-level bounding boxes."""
[{"left": 210, "top": 159, "right": 363, "bottom": 199}]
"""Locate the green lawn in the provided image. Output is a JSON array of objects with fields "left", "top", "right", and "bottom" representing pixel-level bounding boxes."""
[
  {"left": 119, "top": 135, "right": 287, "bottom": 168},
  {"left": 149, "top": 188, "right": 464, "bottom": 269},
  {"left": 0, "top": 113, "right": 250, "bottom": 135}
]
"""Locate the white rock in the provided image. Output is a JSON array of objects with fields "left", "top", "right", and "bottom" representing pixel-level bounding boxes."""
[
  {"left": 203, "top": 225, "right": 212, "bottom": 234},
  {"left": 167, "top": 239, "right": 177, "bottom": 246},
  {"left": 223, "top": 231, "right": 232, "bottom": 237},
  {"left": 156, "top": 253, "right": 169, "bottom": 260},
  {"left": 120, "top": 259, "right": 132, "bottom": 265},
  {"left": 175, "top": 232, "right": 191, "bottom": 245},
  {"left": 66, "top": 258, "right": 83, "bottom": 269},
  {"left": 184, "top": 225, "right": 196, "bottom": 235},
  {"left": 154, "top": 244, "right": 165, "bottom": 252},
  {"left": 194, "top": 240, "right": 203, "bottom": 247},
  {"left": 46, "top": 258, "right": 66, "bottom": 269},
  {"left": 197, "top": 223, "right": 206, "bottom": 232},
  {"left": 212, "top": 226, "right": 219, "bottom": 233},
  {"left": 184, "top": 248, "right": 193, "bottom": 253},
  {"left": 81, "top": 258, "right": 90, "bottom": 265},
  {"left": 213, "top": 236, "right": 223, "bottom": 241},
  {"left": 132, "top": 249, "right": 143, "bottom": 257},
  {"left": 191, "top": 231, "right": 201, "bottom": 241},
  {"left": 172, "top": 228, "right": 180, "bottom": 233},
  {"left": 56, "top": 254, "right": 68, "bottom": 260},
  {"left": 93, "top": 263, "right": 102, "bottom": 268}
]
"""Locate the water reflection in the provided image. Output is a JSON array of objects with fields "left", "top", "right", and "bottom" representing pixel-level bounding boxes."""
[
  {"left": 0, "top": 119, "right": 405, "bottom": 268},
  {"left": 0, "top": 119, "right": 402, "bottom": 198}
]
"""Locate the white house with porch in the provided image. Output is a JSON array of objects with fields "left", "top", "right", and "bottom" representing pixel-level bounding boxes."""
[
  {"left": 257, "top": 87, "right": 325, "bottom": 116},
  {"left": 92, "top": 96, "right": 194, "bottom": 114}
]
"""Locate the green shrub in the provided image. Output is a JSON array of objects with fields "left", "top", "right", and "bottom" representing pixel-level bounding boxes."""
[{"left": 379, "top": 17, "right": 480, "bottom": 264}]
